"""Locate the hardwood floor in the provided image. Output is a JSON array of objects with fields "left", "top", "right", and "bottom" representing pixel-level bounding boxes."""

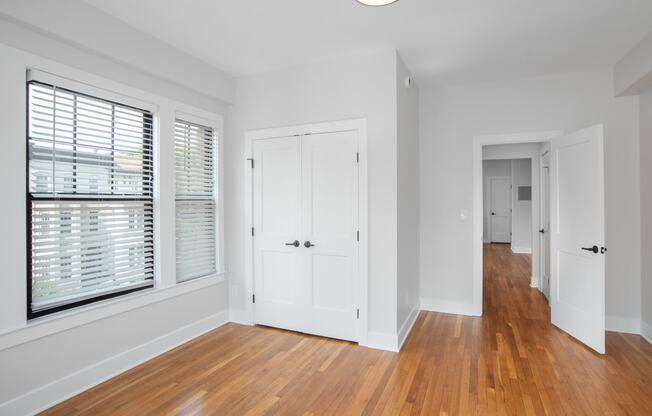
[{"left": 42, "top": 244, "right": 652, "bottom": 415}]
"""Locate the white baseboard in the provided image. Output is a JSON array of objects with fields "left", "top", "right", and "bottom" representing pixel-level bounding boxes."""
[
  {"left": 397, "top": 304, "right": 420, "bottom": 351},
  {"left": 0, "top": 311, "right": 229, "bottom": 416},
  {"left": 641, "top": 321, "right": 652, "bottom": 345},
  {"left": 530, "top": 276, "right": 539, "bottom": 288},
  {"left": 420, "top": 298, "right": 477, "bottom": 316},
  {"left": 606, "top": 315, "right": 641, "bottom": 334},
  {"left": 511, "top": 246, "right": 532, "bottom": 254},
  {"left": 228, "top": 308, "right": 253, "bottom": 326},
  {"left": 362, "top": 331, "right": 398, "bottom": 352}
]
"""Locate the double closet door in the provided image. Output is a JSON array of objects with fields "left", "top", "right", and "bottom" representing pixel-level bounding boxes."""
[{"left": 252, "top": 130, "right": 359, "bottom": 342}]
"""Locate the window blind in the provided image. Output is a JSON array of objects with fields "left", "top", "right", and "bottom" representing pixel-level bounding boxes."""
[
  {"left": 175, "top": 119, "right": 217, "bottom": 282},
  {"left": 27, "top": 81, "right": 155, "bottom": 317}
]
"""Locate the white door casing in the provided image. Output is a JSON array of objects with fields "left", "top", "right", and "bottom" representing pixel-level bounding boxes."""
[
  {"left": 489, "top": 176, "right": 512, "bottom": 243},
  {"left": 251, "top": 127, "right": 360, "bottom": 342},
  {"left": 550, "top": 124, "right": 605, "bottom": 354}
]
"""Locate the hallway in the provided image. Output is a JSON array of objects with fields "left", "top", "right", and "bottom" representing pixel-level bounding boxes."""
[{"left": 42, "top": 245, "right": 652, "bottom": 415}]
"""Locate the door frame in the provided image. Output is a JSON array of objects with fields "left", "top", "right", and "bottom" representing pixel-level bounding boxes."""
[
  {"left": 486, "top": 175, "right": 512, "bottom": 244},
  {"left": 472, "top": 130, "right": 563, "bottom": 316},
  {"left": 242, "top": 119, "right": 369, "bottom": 345},
  {"left": 539, "top": 148, "right": 551, "bottom": 297}
]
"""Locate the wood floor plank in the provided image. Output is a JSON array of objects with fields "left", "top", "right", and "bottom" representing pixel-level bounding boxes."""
[{"left": 40, "top": 244, "right": 652, "bottom": 415}]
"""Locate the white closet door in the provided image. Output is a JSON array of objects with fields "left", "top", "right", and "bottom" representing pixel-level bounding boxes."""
[
  {"left": 301, "top": 131, "right": 359, "bottom": 341},
  {"left": 252, "top": 130, "right": 359, "bottom": 342},
  {"left": 253, "top": 136, "right": 303, "bottom": 333}
]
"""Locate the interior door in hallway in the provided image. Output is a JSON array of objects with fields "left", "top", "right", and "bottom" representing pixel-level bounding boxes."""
[
  {"left": 540, "top": 162, "right": 551, "bottom": 300},
  {"left": 253, "top": 131, "right": 359, "bottom": 342},
  {"left": 489, "top": 176, "right": 512, "bottom": 243},
  {"left": 550, "top": 124, "right": 605, "bottom": 354}
]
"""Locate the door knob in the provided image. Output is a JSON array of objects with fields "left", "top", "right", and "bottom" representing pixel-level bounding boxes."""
[
  {"left": 304, "top": 241, "right": 315, "bottom": 248},
  {"left": 581, "top": 245, "right": 599, "bottom": 254},
  {"left": 285, "top": 240, "right": 300, "bottom": 247},
  {"left": 491, "top": 212, "right": 496, "bottom": 216}
]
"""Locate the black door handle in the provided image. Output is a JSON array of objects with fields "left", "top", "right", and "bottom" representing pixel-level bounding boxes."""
[
  {"left": 581, "top": 245, "right": 599, "bottom": 254},
  {"left": 304, "top": 241, "right": 315, "bottom": 248},
  {"left": 285, "top": 240, "right": 300, "bottom": 247},
  {"left": 491, "top": 212, "right": 496, "bottom": 216},
  {"left": 539, "top": 229, "right": 545, "bottom": 234}
]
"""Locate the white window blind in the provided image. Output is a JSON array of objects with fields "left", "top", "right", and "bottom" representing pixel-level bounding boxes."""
[
  {"left": 28, "top": 81, "right": 155, "bottom": 317},
  {"left": 175, "top": 119, "right": 217, "bottom": 282}
]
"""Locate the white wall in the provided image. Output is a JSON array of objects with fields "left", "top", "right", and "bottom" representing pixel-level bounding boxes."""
[
  {"left": 641, "top": 88, "right": 652, "bottom": 340},
  {"left": 614, "top": 30, "right": 652, "bottom": 96},
  {"left": 482, "top": 159, "right": 511, "bottom": 240},
  {"left": 511, "top": 159, "right": 533, "bottom": 253},
  {"left": 420, "top": 69, "right": 641, "bottom": 326},
  {"left": 225, "top": 50, "right": 400, "bottom": 342},
  {"left": 396, "top": 55, "right": 420, "bottom": 341},
  {"left": 0, "top": 0, "right": 235, "bottom": 110},
  {"left": 0, "top": 39, "right": 229, "bottom": 414}
]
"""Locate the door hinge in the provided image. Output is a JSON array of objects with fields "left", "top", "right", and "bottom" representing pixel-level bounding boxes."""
[
  {"left": 252, "top": 294, "right": 256, "bottom": 303},
  {"left": 247, "top": 158, "right": 254, "bottom": 168},
  {"left": 356, "top": 309, "right": 359, "bottom": 319},
  {"left": 356, "top": 152, "right": 359, "bottom": 163},
  {"left": 357, "top": 230, "right": 360, "bottom": 241},
  {"left": 251, "top": 227, "right": 255, "bottom": 237}
]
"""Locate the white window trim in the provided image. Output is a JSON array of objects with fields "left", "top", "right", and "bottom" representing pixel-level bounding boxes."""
[
  {"left": 174, "top": 111, "right": 226, "bottom": 278},
  {"left": 0, "top": 47, "right": 227, "bottom": 351}
]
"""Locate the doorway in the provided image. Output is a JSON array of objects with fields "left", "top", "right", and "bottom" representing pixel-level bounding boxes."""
[
  {"left": 473, "top": 127, "right": 607, "bottom": 354},
  {"left": 243, "top": 119, "right": 369, "bottom": 344},
  {"left": 487, "top": 176, "right": 512, "bottom": 243}
]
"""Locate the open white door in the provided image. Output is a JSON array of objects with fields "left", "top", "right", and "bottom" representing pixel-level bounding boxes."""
[{"left": 550, "top": 125, "right": 605, "bottom": 354}]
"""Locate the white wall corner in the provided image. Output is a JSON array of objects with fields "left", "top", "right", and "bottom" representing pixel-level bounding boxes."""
[
  {"left": 605, "top": 315, "right": 642, "bottom": 335},
  {"left": 641, "top": 321, "right": 652, "bottom": 345},
  {"left": 397, "top": 304, "right": 420, "bottom": 351},
  {"left": 362, "top": 331, "right": 399, "bottom": 352},
  {"left": 0, "top": 311, "right": 229, "bottom": 416},
  {"left": 421, "top": 298, "right": 478, "bottom": 317}
]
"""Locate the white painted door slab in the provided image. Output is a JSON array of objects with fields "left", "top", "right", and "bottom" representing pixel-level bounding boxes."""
[
  {"left": 253, "top": 130, "right": 359, "bottom": 342},
  {"left": 489, "top": 177, "right": 512, "bottom": 243},
  {"left": 253, "top": 136, "right": 303, "bottom": 332},
  {"left": 301, "top": 131, "right": 358, "bottom": 341},
  {"left": 550, "top": 125, "right": 605, "bottom": 354}
]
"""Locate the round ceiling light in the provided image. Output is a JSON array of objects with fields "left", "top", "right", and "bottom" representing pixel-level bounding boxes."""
[{"left": 356, "top": 0, "right": 399, "bottom": 6}]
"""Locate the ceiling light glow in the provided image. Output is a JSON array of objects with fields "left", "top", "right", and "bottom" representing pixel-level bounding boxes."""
[{"left": 356, "top": 0, "right": 399, "bottom": 6}]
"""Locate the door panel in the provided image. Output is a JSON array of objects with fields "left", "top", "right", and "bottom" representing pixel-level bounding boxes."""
[
  {"left": 253, "top": 137, "right": 303, "bottom": 332},
  {"left": 550, "top": 125, "right": 605, "bottom": 354},
  {"left": 490, "top": 177, "right": 512, "bottom": 243},
  {"left": 301, "top": 131, "right": 358, "bottom": 341},
  {"left": 252, "top": 130, "right": 359, "bottom": 342}
]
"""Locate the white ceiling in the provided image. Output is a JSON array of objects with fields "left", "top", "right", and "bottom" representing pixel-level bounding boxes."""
[{"left": 84, "top": 0, "right": 652, "bottom": 86}]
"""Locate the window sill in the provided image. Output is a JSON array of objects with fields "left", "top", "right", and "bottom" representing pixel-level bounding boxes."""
[{"left": 0, "top": 272, "right": 226, "bottom": 351}]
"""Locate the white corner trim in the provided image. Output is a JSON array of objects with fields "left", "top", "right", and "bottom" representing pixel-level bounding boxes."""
[
  {"left": 362, "top": 331, "right": 398, "bottom": 352},
  {"left": 0, "top": 274, "right": 225, "bottom": 351},
  {"left": 606, "top": 316, "right": 642, "bottom": 335},
  {"left": 0, "top": 311, "right": 229, "bottom": 416},
  {"left": 511, "top": 246, "right": 532, "bottom": 254},
  {"left": 641, "top": 321, "right": 652, "bottom": 345},
  {"left": 421, "top": 299, "right": 478, "bottom": 317},
  {"left": 397, "top": 304, "right": 420, "bottom": 351}
]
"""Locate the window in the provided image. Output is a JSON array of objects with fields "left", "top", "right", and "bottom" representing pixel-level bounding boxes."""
[
  {"left": 175, "top": 119, "right": 217, "bottom": 282},
  {"left": 27, "top": 81, "right": 155, "bottom": 318}
]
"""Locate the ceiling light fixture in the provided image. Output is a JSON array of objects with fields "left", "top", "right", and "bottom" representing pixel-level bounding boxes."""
[{"left": 356, "top": 0, "right": 399, "bottom": 6}]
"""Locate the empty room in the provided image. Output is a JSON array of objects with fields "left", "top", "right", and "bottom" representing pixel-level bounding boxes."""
[{"left": 1, "top": 0, "right": 652, "bottom": 415}]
